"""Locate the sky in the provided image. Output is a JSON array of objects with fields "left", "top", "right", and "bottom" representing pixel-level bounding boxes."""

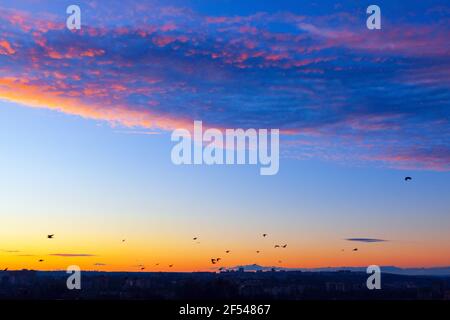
[{"left": 0, "top": 0, "right": 449, "bottom": 272}]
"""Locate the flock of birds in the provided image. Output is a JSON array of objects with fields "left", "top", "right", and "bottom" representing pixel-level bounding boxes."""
[
  {"left": 2, "top": 177, "right": 413, "bottom": 271},
  {"left": 196, "top": 233, "right": 291, "bottom": 269},
  {"left": 29, "top": 233, "right": 291, "bottom": 270}
]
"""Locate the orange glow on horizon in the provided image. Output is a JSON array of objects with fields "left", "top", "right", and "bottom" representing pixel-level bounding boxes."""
[{"left": 2, "top": 236, "right": 449, "bottom": 272}]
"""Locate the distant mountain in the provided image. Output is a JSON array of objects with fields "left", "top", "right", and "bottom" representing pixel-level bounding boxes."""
[
  {"left": 226, "top": 264, "right": 450, "bottom": 276},
  {"left": 231, "top": 264, "right": 276, "bottom": 272}
]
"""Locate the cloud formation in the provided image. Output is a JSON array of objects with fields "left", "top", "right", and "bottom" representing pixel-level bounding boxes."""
[
  {"left": 50, "top": 253, "right": 96, "bottom": 257},
  {"left": 0, "top": 0, "right": 448, "bottom": 170},
  {"left": 345, "top": 238, "right": 388, "bottom": 243}
]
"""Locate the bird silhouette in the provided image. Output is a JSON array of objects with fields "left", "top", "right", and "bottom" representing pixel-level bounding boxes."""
[
  {"left": 256, "top": 250, "right": 260, "bottom": 253},
  {"left": 47, "top": 234, "right": 54, "bottom": 239},
  {"left": 353, "top": 248, "right": 358, "bottom": 251},
  {"left": 225, "top": 250, "right": 230, "bottom": 253},
  {"left": 263, "top": 234, "right": 267, "bottom": 237},
  {"left": 169, "top": 264, "right": 173, "bottom": 268},
  {"left": 193, "top": 237, "right": 198, "bottom": 240},
  {"left": 140, "top": 267, "right": 145, "bottom": 270},
  {"left": 274, "top": 245, "right": 280, "bottom": 248},
  {"left": 282, "top": 244, "right": 287, "bottom": 248},
  {"left": 38, "top": 259, "right": 44, "bottom": 262},
  {"left": 405, "top": 177, "right": 412, "bottom": 181},
  {"left": 122, "top": 239, "right": 126, "bottom": 242},
  {"left": 216, "top": 258, "right": 221, "bottom": 262},
  {"left": 218, "top": 267, "right": 224, "bottom": 271},
  {"left": 155, "top": 263, "right": 159, "bottom": 266},
  {"left": 211, "top": 259, "right": 217, "bottom": 264}
]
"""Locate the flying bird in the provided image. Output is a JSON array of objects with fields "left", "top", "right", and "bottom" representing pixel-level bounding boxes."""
[
  {"left": 169, "top": 264, "right": 173, "bottom": 268},
  {"left": 155, "top": 263, "right": 159, "bottom": 266},
  {"left": 353, "top": 248, "right": 358, "bottom": 251},
  {"left": 47, "top": 234, "right": 54, "bottom": 239},
  {"left": 263, "top": 234, "right": 267, "bottom": 237},
  {"left": 225, "top": 250, "right": 230, "bottom": 254},
  {"left": 211, "top": 259, "right": 216, "bottom": 264},
  {"left": 216, "top": 258, "right": 221, "bottom": 262},
  {"left": 38, "top": 259, "right": 44, "bottom": 262},
  {"left": 404, "top": 176, "right": 412, "bottom": 181},
  {"left": 274, "top": 245, "right": 280, "bottom": 248},
  {"left": 122, "top": 239, "right": 126, "bottom": 242},
  {"left": 193, "top": 237, "right": 198, "bottom": 240},
  {"left": 140, "top": 267, "right": 145, "bottom": 271},
  {"left": 218, "top": 267, "right": 224, "bottom": 271},
  {"left": 256, "top": 250, "right": 260, "bottom": 253},
  {"left": 282, "top": 244, "right": 287, "bottom": 248}
]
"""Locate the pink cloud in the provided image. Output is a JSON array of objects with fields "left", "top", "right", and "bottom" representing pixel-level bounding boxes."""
[{"left": 0, "top": 40, "right": 15, "bottom": 55}]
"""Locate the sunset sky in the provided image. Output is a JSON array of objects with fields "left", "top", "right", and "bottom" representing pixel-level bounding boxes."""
[{"left": 0, "top": 0, "right": 449, "bottom": 272}]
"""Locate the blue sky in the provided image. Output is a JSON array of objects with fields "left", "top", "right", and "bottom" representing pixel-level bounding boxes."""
[
  {"left": 0, "top": 0, "right": 449, "bottom": 270},
  {"left": 1, "top": 101, "right": 449, "bottom": 269}
]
